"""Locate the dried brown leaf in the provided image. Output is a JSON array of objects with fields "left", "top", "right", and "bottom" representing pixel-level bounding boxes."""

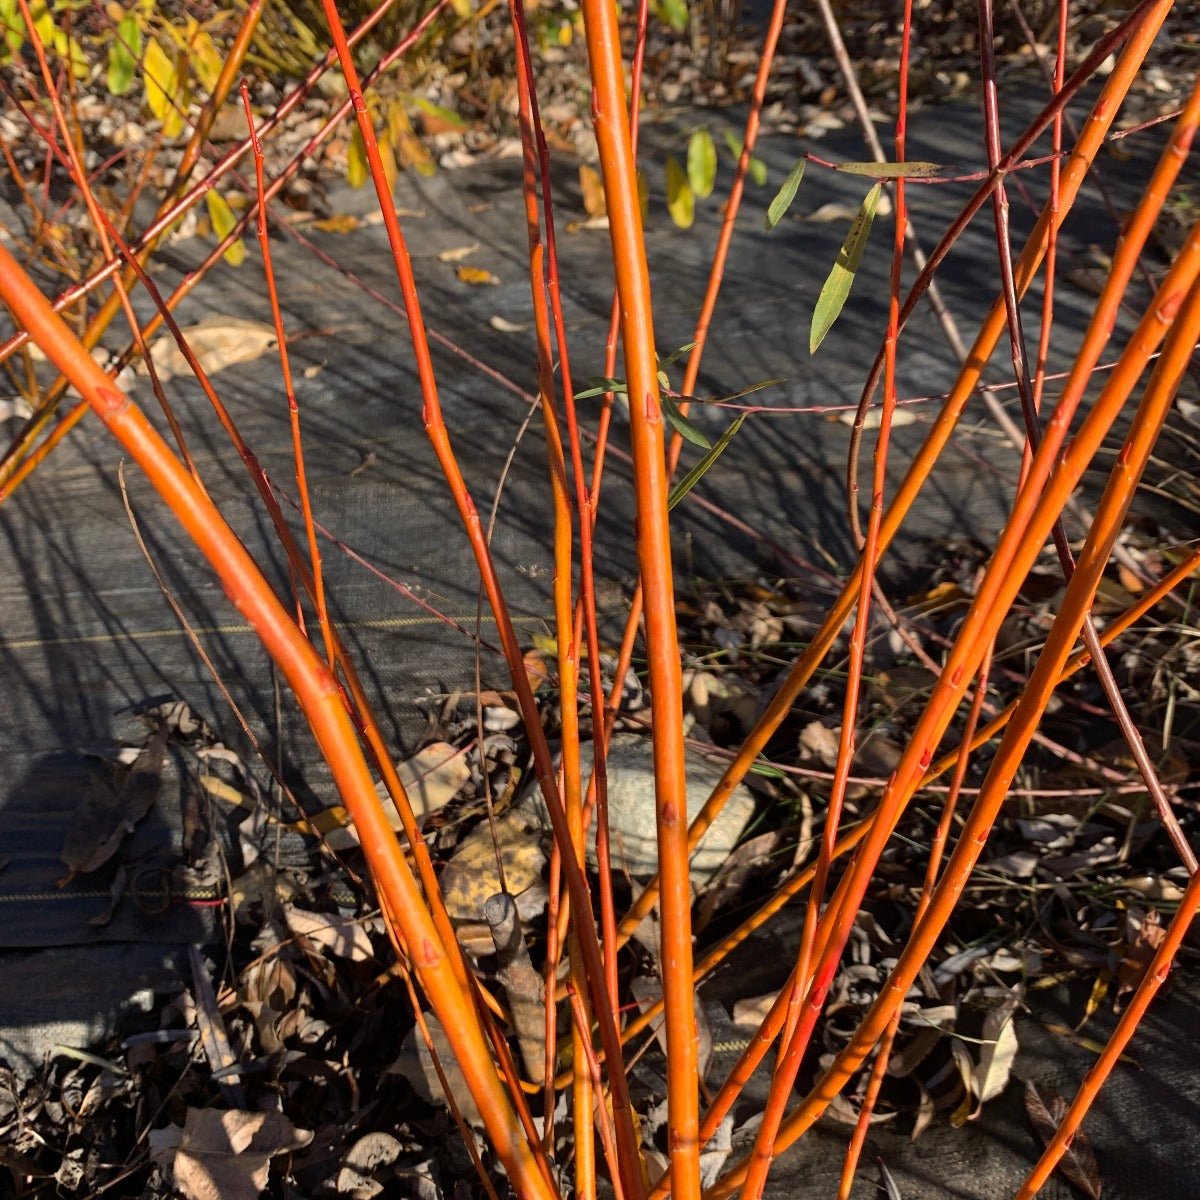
[
  {"left": 1024, "top": 1081, "right": 1102, "bottom": 1199},
  {"left": 62, "top": 727, "right": 166, "bottom": 874},
  {"left": 148, "top": 1108, "right": 312, "bottom": 1200}
]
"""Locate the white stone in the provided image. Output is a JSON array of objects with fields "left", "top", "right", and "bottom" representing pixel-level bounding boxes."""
[{"left": 521, "top": 733, "right": 756, "bottom": 889}]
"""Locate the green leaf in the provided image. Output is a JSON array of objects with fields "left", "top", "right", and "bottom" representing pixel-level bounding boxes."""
[
  {"left": 661, "top": 392, "right": 710, "bottom": 449},
  {"left": 410, "top": 95, "right": 466, "bottom": 131},
  {"left": 747, "top": 756, "right": 786, "bottom": 779},
  {"left": 575, "top": 378, "right": 627, "bottom": 400},
  {"left": 722, "top": 130, "right": 767, "bottom": 185},
  {"left": 668, "top": 412, "right": 746, "bottom": 509},
  {"left": 765, "top": 159, "right": 806, "bottom": 230},
  {"left": 106, "top": 12, "right": 141, "bottom": 96},
  {"left": 657, "top": 341, "right": 696, "bottom": 370},
  {"left": 837, "top": 160, "right": 943, "bottom": 178},
  {"left": 205, "top": 190, "right": 245, "bottom": 267},
  {"left": 810, "top": 182, "right": 881, "bottom": 355},
  {"left": 665, "top": 156, "right": 694, "bottom": 229},
  {"left": 0, "top": 0, "right": 24, "bottom": 59},
  {"left": 656, "top": 0, "right": 688, "bottom": 33},
  {"left": 687, "top": 129, "right": 716, "bottom": 200}
]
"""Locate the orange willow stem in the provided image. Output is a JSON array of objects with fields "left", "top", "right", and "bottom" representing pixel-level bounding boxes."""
[
  {"left": 0, "top": 240, "right": 554, "bottom": 1200},
  {"left": 579, "top": 0, "right": 697, "bottom": 1195},
  {"left": 1015, "top": 864, "right": 1200, "bottom": 1200},
  {"left": 506, "top": 9, "right": 594, "bottom": 1187},
  {"left": 618, "top": 2, "right": 1172, "bottom": 956},
  {"left": 317, "top": 5, "right": 644, "bottom": 1194},
  {"left": 708, "top": 246, "right": 1200, "bottom": 1200}
]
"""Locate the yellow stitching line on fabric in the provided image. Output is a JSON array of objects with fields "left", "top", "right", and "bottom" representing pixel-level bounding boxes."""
[{"left": 1, "top": 612, "right": 546, "bottom": 651}]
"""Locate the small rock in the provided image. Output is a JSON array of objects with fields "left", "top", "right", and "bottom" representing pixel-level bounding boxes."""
[{"left": 520, "top": 734, "right": 756, "bottom": 889}]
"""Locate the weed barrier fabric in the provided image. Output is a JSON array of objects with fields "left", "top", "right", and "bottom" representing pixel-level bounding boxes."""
[{"left": 0, "top": 94, "right": 1195, "bottom": 1190}]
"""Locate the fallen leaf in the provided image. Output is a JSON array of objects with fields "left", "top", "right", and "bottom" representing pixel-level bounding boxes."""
[
  {"left": 62, "top": 727, "right": 167, "bottom": 874},
  {"left": 579, "top": 163, "right": 606, "bottom": 216},
  {"left": 489, "top": 315, "right": 528, "bottom": 333},
  {"left": 440, "top": 812, "right": 547, "bottom": 954},
  {"left": 836, "top": 405, "right": 917, "bottom": 428},
  {"left": 1116, "top": 907, "right": 1165, "bottom": 1003},
  {"left": 456, "top": 265, "right": 500, "bottom": 286},
  {"left": 806, "top": 201, "right": 861, "bottom": 222},
  {"left": 311, "top": 213, "right": 362, "bottom": 234},
  {"left": 1024, "top": 1081, "right": 1102, "bottom": 1199},
  {"left": 437, "top": 243, "right": 480, "bottom": 262},
  {"left": 732, "top": 991, "right": 779, "bottom": 1027},
  {"left": 375, "top": 742, "right": 472, "bottom": 829},
  {"left": 149, "top": 1109, "right": 311, "bottom": 1200},
  {"left": 283, "top": 905, "right": 375, "bottom": 962},
  {"left": 141, "top": 317, "right": 278, "bottom": 382},
  {"left": 972, "top": 992, "right": 1019, "bottom": 1107}
]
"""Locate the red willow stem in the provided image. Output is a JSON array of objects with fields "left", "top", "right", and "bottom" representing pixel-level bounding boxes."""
[{"left": 241, "top": 84, "right": 336, "bottom": 673}]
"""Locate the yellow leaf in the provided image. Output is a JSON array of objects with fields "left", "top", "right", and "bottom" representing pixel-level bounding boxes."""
[
  {"left": 389, "top": 100, "right": 434, "bottom": 178},
  {"left": 190, "top": 29, "right": 222, "bottom": 94},
  {"left": 665, "top": 156, "right": 694, "bottom": 229},
  {"left": 346, "top": 123, "right": 368, "bottom": 188},
  {"left": 636, "top": 168, "right": 649, "bottom": 221},
  {"left": 579, "top": 164, "right": 605, "bottom": 217},
  {"left": 456, "top": 266, "right": 500, "bottom": 286},
  {"left": 311, "top": 213, "right": 361, "bottom": 234},
  {"left": 449, "top": 0, "right": 471, "bottom": 16},
  {"left": 143, "top": 39, "right": 184, "bottom": 138},
  {"left": 204, "top": 190, "right": 245, "bottom": 267}
]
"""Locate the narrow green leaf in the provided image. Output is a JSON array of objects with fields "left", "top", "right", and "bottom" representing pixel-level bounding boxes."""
[
  {"left": 765, "top": 159, "right": 806, "bottom": 230},
  {"left": 661, "top": 392, "right": 711, "bottom": 449},
  {"left": 665, "top": 156, "right": 694, "bottom": 229},
  {"left": 810, "top": 182, "right": 881, "bottom": 355},
  {"left": 106, "top": 12, "right": 141, "bottom": 96},
  {"left": 575, "top": 378, "right": 627, "bottom": 400},
  {"left": 668, "top": 413, "right": 747, "bottom": 509},
  {"left": 711, "top": 376, "right": 786, "bottom": 404},
  {"left": 837, "top": 160, "right": 943, "bottom": 178},
  {"left": 722, "top": 131, "right": 767, "bottom": 185},
  {"left": 747, "top": 756, "right": 786, "bottom": 779},
  {"left": 657, "top": 341, "right": 696, "bottom": 370},
  {"left": 687, "top": 129, "right": 717, "bottom": 200}
]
